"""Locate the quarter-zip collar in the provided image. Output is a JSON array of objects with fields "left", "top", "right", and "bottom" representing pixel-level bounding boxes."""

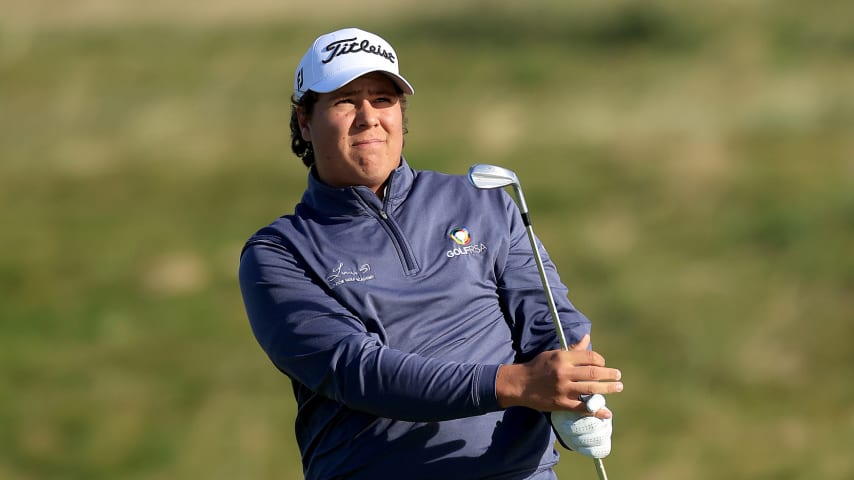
[{"left": 300, "top": 157, "right": 415, "bottom": 217}]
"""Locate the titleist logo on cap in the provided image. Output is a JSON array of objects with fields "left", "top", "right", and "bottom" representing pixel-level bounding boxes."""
[{"left": 321, "top": 37, "right": 396, "bottom": 64}]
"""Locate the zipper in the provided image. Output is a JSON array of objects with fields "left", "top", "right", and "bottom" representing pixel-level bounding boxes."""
[{"left": 354, "top": 188, "right": 419, "bottom": 275}]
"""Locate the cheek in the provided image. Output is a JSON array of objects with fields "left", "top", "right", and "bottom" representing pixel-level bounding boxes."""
[
  {"left": 384, "top": 112, "right": 405, "bottom": 135},
  {"left": 310, "top": 117, "right": 349, "bottom": 144}
]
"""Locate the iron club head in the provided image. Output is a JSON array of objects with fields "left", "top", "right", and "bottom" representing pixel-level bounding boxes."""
[
  {"left": 468, "top": 164, "right": 520, "bottom": 190},
  {"left": 468, "top": 164, "right": 529, "bottom": 215}
]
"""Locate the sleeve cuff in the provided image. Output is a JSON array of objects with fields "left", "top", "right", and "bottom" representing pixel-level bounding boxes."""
[{"left": 474, "top": 363, "right": 503, "bottom": 412}]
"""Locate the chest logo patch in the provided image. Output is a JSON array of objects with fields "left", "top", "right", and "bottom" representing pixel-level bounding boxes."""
[
  {"left": 449, "top": 227, "right": 471, "bottom": 245},
  {"left": 447, "top": 227, "right": 488, "bottom": 258}
]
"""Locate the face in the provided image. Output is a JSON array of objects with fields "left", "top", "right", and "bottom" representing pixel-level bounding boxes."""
[{"left": 298, "top": 72, "right": 405, "bottom": 197}]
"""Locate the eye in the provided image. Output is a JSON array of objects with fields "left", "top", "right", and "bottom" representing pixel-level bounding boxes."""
[{"left": 373, "top": 96, "right": 395, "bottom": 106}]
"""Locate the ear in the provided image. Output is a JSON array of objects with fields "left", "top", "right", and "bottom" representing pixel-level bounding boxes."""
[{"left": 296, "top": 107, "right": 311, "bottom": 142}]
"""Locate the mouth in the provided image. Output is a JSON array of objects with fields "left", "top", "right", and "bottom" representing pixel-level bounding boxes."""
[{"left": 352, "top": 138, "right": 385, "bottom": 147}]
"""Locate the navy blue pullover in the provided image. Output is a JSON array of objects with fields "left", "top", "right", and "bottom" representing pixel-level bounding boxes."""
[{"left": 239, "top": 159, "right": 591, "bottom": 479}]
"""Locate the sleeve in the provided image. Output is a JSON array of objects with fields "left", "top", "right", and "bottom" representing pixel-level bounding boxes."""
[
  {"left": 238, "top": 238, "right": 502, "bottom": 422},
  {"left": 493, "top": 191, "right": 592, "bottom": 362}
]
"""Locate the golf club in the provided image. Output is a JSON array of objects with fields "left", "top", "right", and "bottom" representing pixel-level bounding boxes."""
[{"left": 468, "top": 163, "right": 609, "bottom": 480}]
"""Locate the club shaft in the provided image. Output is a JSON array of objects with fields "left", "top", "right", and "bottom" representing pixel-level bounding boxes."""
[
  {"left": 523, "top": 224, "right": 569, "bottom": 351},
  {"left": 594, "top": 458, "right": 608, "bottom": 480},
  {"left": 469, "top": 167, "right": 611, "bottom": 480},
  {"left": 514, "top": 187, "right": 610, "bottom": 480}
]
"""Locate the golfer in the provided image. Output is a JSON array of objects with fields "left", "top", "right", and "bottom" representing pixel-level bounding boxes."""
[{"left": 239, "top": 27, "right": 623, "bottom": 479}]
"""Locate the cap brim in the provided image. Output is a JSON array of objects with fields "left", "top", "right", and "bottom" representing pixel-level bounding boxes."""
[{"left": 307, "top": 67, "right": 414, "bottom": 96}]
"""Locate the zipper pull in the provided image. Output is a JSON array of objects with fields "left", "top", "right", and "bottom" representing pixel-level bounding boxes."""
[{"left": 379, "top": 210, "right": 388, "bottom": 220}]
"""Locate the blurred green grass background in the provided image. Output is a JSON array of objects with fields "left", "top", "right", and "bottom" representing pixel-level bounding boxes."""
[{"left": 1, "top": 1, "right": 852, "bottom": 478}]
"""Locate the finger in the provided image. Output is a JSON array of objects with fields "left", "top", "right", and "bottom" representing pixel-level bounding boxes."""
[
  {"left": 562, "top": 348, "right": 606, "bottom": 368},
  {"left": 591, "top": 406, "right": 612, "bottom": 420},
  {"left": 568, "top": 417, "right": 612, "bottom": 445},
  {"left": 574, "top": 444, "right": 611, "bottom": 459},
  {"left": 570, "top": 366, "right": 622, "bottom": 382},
  {"left": 564, "top": 399, "right": 610, "bottom": 417},
  {"left": 572, "top": 379, "right": 624, "bottom": 395},
  {"left": 569, "top": 334, "right": 590, "bottom": 351},
  {"left": 552, "top": 400, "right": 614, "bottom": 420}
]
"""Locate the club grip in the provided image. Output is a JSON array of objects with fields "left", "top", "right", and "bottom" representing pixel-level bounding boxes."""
[{"left": 579, "top": 394, "right": 606, "bottom": 413}]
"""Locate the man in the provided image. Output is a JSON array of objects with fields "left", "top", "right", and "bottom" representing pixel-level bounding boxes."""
[{"left": 239, "top": 27, "right": 623, "bottom": 479}]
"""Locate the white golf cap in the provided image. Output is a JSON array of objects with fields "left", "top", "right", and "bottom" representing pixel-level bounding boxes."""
[{"left": 294, "top": 27, "right": 414, "bottom": 101}]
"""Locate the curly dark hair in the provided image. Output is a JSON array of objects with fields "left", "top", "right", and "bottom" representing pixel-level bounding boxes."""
[{"left": 289, "top": 85, "right": 409, "bottom": 168}]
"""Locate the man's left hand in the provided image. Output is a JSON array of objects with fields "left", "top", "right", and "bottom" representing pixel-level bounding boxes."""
[{"left": 550, "top": 408, "right": 613, "bottom": 459}]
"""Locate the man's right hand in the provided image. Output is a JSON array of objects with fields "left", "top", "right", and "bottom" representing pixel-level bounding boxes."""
[{"left": 495, "top": 334, "right": 622, "bottom": 418}]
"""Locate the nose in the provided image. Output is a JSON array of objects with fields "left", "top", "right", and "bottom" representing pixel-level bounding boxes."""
[{"left": 355, "top": 99, "right": 379, "bottom": 128}]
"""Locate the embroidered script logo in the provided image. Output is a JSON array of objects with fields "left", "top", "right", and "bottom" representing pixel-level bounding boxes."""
[
  {"left": 446, "top": 227, "right": 487, "bottom": 258},
  {"left": 321, "top": 37, "right": 396, "bottom": 65},
  {"left": 296, "top": 68, "right": 304, "bottom": 90},
  {"left": 326, "top": 261, "right": 374, "bottom": 288}
]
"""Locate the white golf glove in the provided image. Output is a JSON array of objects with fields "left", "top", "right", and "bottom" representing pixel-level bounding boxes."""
[{"left": 549, "top": 409, "right": 613, "bottom": 459}]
